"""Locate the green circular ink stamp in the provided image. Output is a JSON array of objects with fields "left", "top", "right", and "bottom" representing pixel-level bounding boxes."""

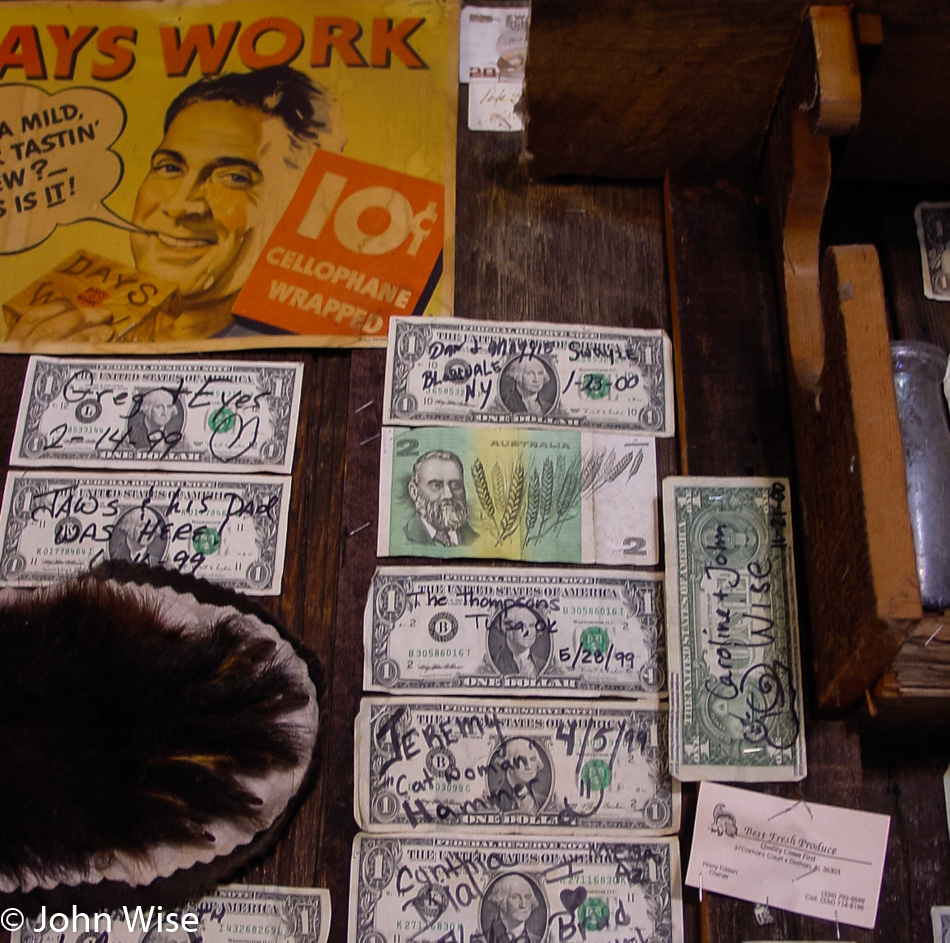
[
  {"left": 209, "top": 407, "right": 236, "bottom": 433},
  {"left": 582, "top": 373, "right": 611, "bottom": 399},
  {"left": 193, "top": 527, "right": 221, "bottom": 555},
  {"left": 580, "top": 626, "right": 609, "bottom": 655},
  {"left": 576, "top": 897, "right": 609, "bottom": 931},
  {"left": 581, "top": 759, "right": 612, "bottom": 791}
]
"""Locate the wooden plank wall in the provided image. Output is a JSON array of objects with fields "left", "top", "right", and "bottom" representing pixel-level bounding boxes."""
[
  {"left": 525, "top": 0, "right": 950, "bottom": 182},
  {"left": 523, "top": 0, "right": 815, "bottom": 178}
]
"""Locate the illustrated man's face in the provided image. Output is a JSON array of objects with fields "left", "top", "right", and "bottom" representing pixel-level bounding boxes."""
[
  {"left": 131, "top": 99, "right": 307, "bottom": 307},
  {"left": 503, "top": 606, "right": 539, "bottom": 655},
  {"left": 496, "top": 876, "right": 536, "bottom": 923},
  {"left": 409, "top": 454, "right": 469, "bottom": 533},
  {"left": 515, "top": 361, "right": 547, "bottom": 395},
  {"left": 142, "top": 389, "right": 175, "bottom": 428},
  {"left": 505, "top": 739, "right": 542, "bottom": 786}
]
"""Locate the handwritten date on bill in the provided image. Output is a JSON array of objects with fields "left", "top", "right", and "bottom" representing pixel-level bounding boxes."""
[
  {"left": 662, "top": 477, "right": 806, "bottom": 782},
  {"left": 0, "top": 471, "right": 291, "bottom": 594},
  {"left": 356, "top": 697, "right": 678, "bottom": 835},
  {"left": 349, "top": 834, "right": 684, "bottom": 943},
  {"left": 384, "top": 317, "right": 674, "bottom": 435},
  {"left": 11, "top": 357, "right": 303, "bottom": 473},
  {"left": 365, "top": 566, "right": 666, "bottom": 697}
]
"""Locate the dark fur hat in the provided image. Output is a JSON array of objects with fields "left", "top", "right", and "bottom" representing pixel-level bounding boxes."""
[{"left": 0, "top": 563, "right": 320, "bottom": 905}]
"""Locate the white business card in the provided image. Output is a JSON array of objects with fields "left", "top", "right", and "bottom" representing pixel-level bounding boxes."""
[{"left": 687, "top": 782, "right": 890, "bottom": 930}]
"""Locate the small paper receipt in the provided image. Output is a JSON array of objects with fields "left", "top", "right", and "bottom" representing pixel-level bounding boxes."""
[
  {"left": 468, "top": 78, "right": 523, "bottom": 132},
  {"left": 687, "top": 783, "right": 890, "bottom": 930},
  {"left": 459, "top": 6, "right": 529, "bottom": 132}
]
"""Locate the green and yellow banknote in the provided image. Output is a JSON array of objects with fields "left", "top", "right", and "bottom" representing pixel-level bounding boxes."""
[
  {"left": 662, "top": 477, "right": 806, "bottom": 782},
  {"left": 378, "top": 426, "right": 658, "bottom": 564}
]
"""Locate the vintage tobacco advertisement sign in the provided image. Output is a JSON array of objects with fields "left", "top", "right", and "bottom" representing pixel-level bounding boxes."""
[{"left": 0, "top": 0, "right": 456, "bottom": 351}]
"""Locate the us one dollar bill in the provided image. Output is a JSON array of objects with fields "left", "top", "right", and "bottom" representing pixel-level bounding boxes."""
[
  {"left": 383, "top": 317, "right": 675, "bottom": 435},
  {"left": 915, "top": 202, "right": 950, "bottom": 301},
  {"left": 662, "top": 477, "right": 806, "bottom": 781},
  {"left": 933, "top": 906, "right": 950, "bottom": 943},
  {"left": 11, "top": 357, "right": 303, "bottom": 473},
  {"left": 377, "top": 426, "right": 658, "bottom": 565},
  {"left": 349, "top": 833, "right": 684, "bottom": 943},
  {"left": 0, "top": 471, "right": 291, "bottom": 595},
  {"left": 355, "top": 696, "right": 678, "bottom": 834},
  {"left": 364, "top": 566, "right": 666, "bottom": 697},
  {"left": 15, "top": 884, "right": 330, "bottom": 943}
]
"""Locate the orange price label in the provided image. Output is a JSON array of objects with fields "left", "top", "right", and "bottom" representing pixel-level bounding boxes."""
[{"left": 232, "top": 149, "right": 444, "bottom": 340}]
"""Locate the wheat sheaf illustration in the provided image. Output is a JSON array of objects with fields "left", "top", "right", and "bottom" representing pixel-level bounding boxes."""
[{"left": 472, "top": 446, "right": 643, "bottom": 548}]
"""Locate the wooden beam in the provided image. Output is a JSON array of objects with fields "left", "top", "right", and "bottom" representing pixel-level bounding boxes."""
[{"left": 809, "top": 5, "right": 862, "bottom": 134}]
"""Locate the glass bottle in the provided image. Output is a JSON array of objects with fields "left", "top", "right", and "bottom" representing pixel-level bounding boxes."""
[{"left": 891, "top": 340, "right": 950, "bottom": 611}]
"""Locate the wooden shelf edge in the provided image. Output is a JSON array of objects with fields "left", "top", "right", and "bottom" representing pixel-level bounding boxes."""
[
  {"left": 875, "top": 613, "right": 950, "bottom": 702},
  {"left": 763, "top": 7, "right": 933, "bottom": 712}
]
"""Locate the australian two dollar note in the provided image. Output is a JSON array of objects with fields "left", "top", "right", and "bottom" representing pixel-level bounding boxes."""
[{"left": 378, "top": 426, "right": 658, "bottom": 565}]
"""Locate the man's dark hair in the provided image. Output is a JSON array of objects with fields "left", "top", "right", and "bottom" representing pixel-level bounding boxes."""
[{"left": 164, "top": 65, "right": 337, "bottom": 153}]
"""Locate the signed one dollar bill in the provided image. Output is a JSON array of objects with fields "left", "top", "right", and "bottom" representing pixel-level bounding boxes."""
[
  {"left": 377, "top": 426, "right": 658, "bottom": 565},
  {"left": 663, "top": 477, "right": 806, "bottom": 781},
  {"left": 933, "top": 906, "right": 950, "bottom": 943},
  {"left": 915, "top": 203, "right": 950, "bottom": 301},
  {"left": 383, "top": 317, "right": 674, "bottom": 435},
  {"left": 11, "top": 357, "right": 303, "bottom": 473},
  {"left": 355, "top": 696, "right": 678, "bottom": 834},
  {"left": 364, "top": 566, "right": 666, "bottom": 697},
  {"left": 0, "top": 471, "right": 291, "bottom": 594},
  {"left": 349, "top": 833, "right": 684, "bottom": 943},
  {"left": 15, "top": 884, "right": 330, "bottom": 943}
]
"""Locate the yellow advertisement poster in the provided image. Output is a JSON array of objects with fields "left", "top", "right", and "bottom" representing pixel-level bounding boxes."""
[{"left": 0, "top": 0, "right": 457, "bottom": 352}]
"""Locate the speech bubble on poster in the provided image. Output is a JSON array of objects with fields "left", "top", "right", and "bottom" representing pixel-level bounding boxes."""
[{"left": 0, "top": 84, "right": 140, "bottom": 254}]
